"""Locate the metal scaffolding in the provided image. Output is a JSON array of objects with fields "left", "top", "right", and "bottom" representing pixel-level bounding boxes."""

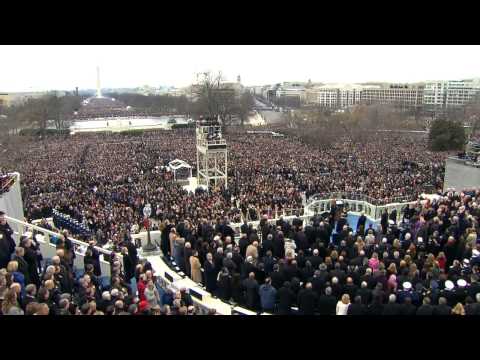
[{"left": 196, "top": 119, "right": 228, "bottom": 190}]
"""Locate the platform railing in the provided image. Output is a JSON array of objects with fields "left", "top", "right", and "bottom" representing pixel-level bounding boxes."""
[{"left": 5, "top": 215, "right": 115, "bottom": 277}]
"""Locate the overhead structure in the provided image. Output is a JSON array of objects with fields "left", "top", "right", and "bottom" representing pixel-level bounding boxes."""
[
  {"left": 196, "top": 117, "right": 228, "bottom": 190},
  {"left": 167, "top": 159, "right": 193, "bottom": 182}
]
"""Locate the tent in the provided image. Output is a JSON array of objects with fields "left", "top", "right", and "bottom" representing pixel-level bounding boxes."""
[{"left": 168, "top": 159, "right": 192, "bottom": 181}]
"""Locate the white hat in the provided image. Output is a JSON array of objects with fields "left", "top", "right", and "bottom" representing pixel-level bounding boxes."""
[
  {"left": 472, "top": 249, "right": 480, "bottom": 258},
  {"left": 403, "top": 282, "right": 412, "bottom": 290},
  {"left": 382, "top": 238, "right": 387, "bottom": 243},
  {"left": 457, "top": 279, "right": 467, "bottom": 288},
  {"left": 417, "top": 237, "right": 423, "bottom": 243},
  {"left": 445, "top": 280, "right": 454, "bottom": 290}
]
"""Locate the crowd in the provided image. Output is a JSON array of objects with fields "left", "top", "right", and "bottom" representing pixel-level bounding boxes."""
[
  {"left": 161, "top": 189, "right": 480, "bottom": 315},
  {"left": 3, "top": 186, "right": 480, "bottom": 316},
  {"left": 0, "top": 128, "right": 448, "bottom": 246},
  {"left": 0, "top": 210, "right": 203, "bottom": 315},
  {"left": 2, "top": 123, "right": 471, "bottom": 316}
]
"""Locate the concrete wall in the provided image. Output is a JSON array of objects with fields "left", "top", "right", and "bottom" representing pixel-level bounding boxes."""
[{"left": 444, "top": 157, "right": 480, "bottom": 191}]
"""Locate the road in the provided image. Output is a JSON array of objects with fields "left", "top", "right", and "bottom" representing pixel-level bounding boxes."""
[{"left": 253, "top": 98, "right": 284, "bottom": 125}]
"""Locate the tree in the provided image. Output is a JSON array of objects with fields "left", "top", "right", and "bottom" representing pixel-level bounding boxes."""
[
  {"left": 237, "top": 92, "right": 254, "bottom": 126},
  {"left": 428, "top": 118, "right": 466, "bottom": 151},
  {"left": 193, "top": 71, "right": 238, "bottom": 125}
]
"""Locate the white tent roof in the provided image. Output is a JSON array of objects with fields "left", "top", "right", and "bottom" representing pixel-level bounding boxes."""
[{"left": 168, "top": 159, "right": 192, "bottom": 170}]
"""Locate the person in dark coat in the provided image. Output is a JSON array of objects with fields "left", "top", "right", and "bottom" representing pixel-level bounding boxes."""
[
  {"left": 238, "top": 234, "right": 250, "bottom": 258},
  {"left": 87, "top": 240, "right": 102, "bottom": 277},
  {"left": 184, "top": 242, "right": 193, "bottom": 277},
  {"left": 382, "top": 294, "right": 401, "bottom": 315},
  {"left": 270, "top": 264, "right": 285, "bottom": 290},
  {"left": 12, "top": 247, "right": 30, "bottom": 285},
  {"left": 242, "top": 272, "right": 260, "bottom": 310},
  {"left": 368, "top": 295, "right": 384, "bottom": 315},
  {"left": 20, "top": 236, "right": 40, "bottom": 287},
  {"left": 416, "top": 297, "right": 434, "bottom": 315},
  {"left": 0, "top": 212, "right": 16, "bottom": 269},
  {"left": 347, "top": 295, "right": 367, "bottom": 315},
  {"left": 381, "top": 210, "right": 389, "bottom": 235},
  {"left": 276, "top": 281, "right": 295, "bottom": 315},
  {"left": 318, "top": 287, "right": 337, "bottom": 315},
  {"left": 432, "top": 297, "right": 452, "bottom": 315},
  {"left": 261, "top": 234, "right": 274, "bottom": 259},
  {"left": 203, "top": 253, "right": 218, "bottom": 293},
  {"left": 217, "top": 268, "right": 232, "bottom": 301},
  {"left": 297, "top": 282, "right": 318, "bottom": 315},
  {"left": 356, "top": 212, "right": 367, "bottom": 236},
  {"left": 121, "top": 247, "right": 135, "bottom": 284},
  {"left": 230, "top": 273, "right": 244, "bottom": 305},
  {"left": 273, "top": 232, "right": 285, "bottom": 259},
  {"left": 398, "top": 296, "right": 417, "bottom": 316}
]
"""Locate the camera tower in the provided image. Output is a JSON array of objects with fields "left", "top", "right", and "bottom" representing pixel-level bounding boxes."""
[{"left": 196, "top": 117, "right": 228, "bottom": 190}]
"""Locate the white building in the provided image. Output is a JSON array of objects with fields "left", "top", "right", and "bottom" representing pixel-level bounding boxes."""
[
  {"left": 424, "top": 79, "right": 480, "bottom": 109},
  {"left": 306, "top": 84, "right": 369, "bottom": 108}
]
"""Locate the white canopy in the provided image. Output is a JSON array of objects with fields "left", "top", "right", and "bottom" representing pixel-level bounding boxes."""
[
  {"left": 167, "top": 159, "right": 192, "bottom": 181},
  {"left": 168, "top": 159, "right": 192, "bottom": 170}
]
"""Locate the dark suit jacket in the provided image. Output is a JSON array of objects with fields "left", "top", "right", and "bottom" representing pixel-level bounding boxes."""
[
  {"left": 317, "top": 295, "right": 337, "bottom": 315},
  {"left": 297, "top": 289, "right": 318, "bottom": 315},
  {"left": 347, "top": 303, "right": 367, "bottom": 315}
]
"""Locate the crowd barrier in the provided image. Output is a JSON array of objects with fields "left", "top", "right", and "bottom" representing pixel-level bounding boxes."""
[{"left": 6, "top": 215, "right": 113, "bottom": 277}]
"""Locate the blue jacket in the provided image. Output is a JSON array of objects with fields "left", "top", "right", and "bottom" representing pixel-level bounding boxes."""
[{"left": 259, "top": 284, "right": 277, "bottom": 311}]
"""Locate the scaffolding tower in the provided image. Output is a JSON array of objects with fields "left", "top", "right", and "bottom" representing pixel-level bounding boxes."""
[{"left": 196, "top": 117, "right": 228, "bottom": 190}]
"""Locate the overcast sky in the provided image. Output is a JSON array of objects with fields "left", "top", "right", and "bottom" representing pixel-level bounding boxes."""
[{"left": 1, "top": 45, "right": 480, "bottom": 92}]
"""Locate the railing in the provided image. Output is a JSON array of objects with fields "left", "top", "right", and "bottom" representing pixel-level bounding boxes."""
[
  {"left": 307, "top": 192, "right": 414, "bottom": 206},
  {"left": 5, "top": 215, "right": 115, "bottom": 277},
  {"left": 304, "top": 197, "right": 418, "bottom": 224}
]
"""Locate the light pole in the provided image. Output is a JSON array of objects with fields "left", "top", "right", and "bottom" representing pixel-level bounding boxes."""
[{"left": 142, "top": 203, "right": 157, "bottom": 252}]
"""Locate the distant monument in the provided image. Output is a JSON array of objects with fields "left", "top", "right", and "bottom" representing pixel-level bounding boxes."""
[{"left": 96, "top": 66, "right": 102, "bottom": 98}]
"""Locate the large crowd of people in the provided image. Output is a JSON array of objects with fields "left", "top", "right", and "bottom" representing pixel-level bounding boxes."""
[
  {"left": 0, "top": 128, "right": 447, "bottom": 239},
  {"left": 3, "top": 124, "right": 477, "bottom": 316}
]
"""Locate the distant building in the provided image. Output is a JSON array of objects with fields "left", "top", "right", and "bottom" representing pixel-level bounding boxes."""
[
  {"left": 0, "top": 92, "right": 50, "bottom": 107},
  {"left": 424, "top": 79, "right": 480, "bottom": 110},
  {"left": 360, "top": 84, "right": 424, "bottom": 109},
  {"left": 306, "top": 84, "right": 365, "bottom": 108}
]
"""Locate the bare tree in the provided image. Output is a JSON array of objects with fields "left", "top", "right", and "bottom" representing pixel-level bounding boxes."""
[{"left": 193, "top": 71, "right": 238, "bottom": 126}]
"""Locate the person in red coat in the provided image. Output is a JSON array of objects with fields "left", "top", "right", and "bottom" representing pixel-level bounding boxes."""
[{"left": 137, "top": 274, "right": 147, "bottom": 302}]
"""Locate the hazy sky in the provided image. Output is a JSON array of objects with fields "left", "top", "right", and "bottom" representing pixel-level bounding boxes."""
[{"left": 1, "top": 45, "right": 480, "bottom": 92}]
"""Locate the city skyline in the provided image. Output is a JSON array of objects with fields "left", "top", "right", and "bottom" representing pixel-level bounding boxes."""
[{"left": 1, "top": 45, "right": 480, "bottom": 92}]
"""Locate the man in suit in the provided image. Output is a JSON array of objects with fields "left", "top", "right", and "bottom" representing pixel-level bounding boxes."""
[
  {"left": 294, "top": 227, "right": 309, "bottom": 253},
  {"left": 347, "top": 295, "right": 366, "bottom": 315},
  {"left": 382, "top": 294, "right": 401, "bottom": 315},
  {"left": 270, "top": 264, "right": 285, "bottom": 290},
  {"left": 433, "top": 296, "right": 452, "bottom": 315},
  {"left": 243, "top": 272, "right": 260, "bottom": 310},
  {"left": 307, "top": 249, "right": 323, "bottom": 271},
  {"left": 317, "top": 287, "right": 337, "bottom": 315},
  {"left": 260, "top": 234, "right": 274, "bottom": 258},
  {"left": 0, "top": 211, "right": 16, "bottom": 269},
  {"left": 357, "top": 281, "right": 373, "bottom": 305},
  {"left": 416, "top": 297, "right": 434, "bottom": 315},
  {"left": 381, "top": 210, "right": 389, "bottom": 235},
  {"left": 398, "top": 296, "right": 417, "bottom": 315},
  {"left": 356, "top": 212, "right": 367, "bottom": 235},
  {"left": 276, "top": 281, "right": 295, "bottom": 315},
  {"left": 239, "top": 234, "right": 250, "bottom": 258},
  {"left": 13, "top": 246, "right": 30, "bottom": 285},
  {"left": 297, "top": 282, "right": 318, "bottom": 315}
]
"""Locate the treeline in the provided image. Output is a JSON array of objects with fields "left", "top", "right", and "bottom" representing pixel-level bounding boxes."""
[
  {"left": 106, "top": 93, "right": 190, "bottom": 114},
  {"left": 1, "top": 93, "right": 82, "bottom": 134}
]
